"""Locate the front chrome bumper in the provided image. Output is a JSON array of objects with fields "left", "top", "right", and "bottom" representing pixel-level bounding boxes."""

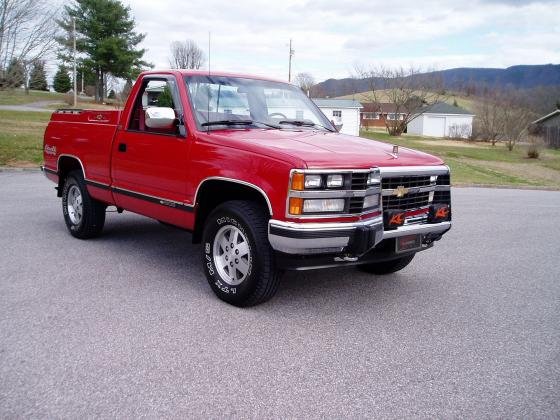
[{"left": 268, "top": 217, "right": 451, "bottom": 255}]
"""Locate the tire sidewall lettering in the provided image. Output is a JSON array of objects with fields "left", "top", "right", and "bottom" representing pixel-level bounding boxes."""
[{"left": 204, "top": 213, "right": 252, "bottom": 297}]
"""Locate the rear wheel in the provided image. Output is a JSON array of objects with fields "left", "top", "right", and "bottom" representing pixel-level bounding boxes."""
[
  {"left": 358, "top": 253, "right": 415, "bottom": 275},
  {"left": 62, "top": 170, "right": 106, "bottom": 239},
  {"left": 202, "top": 200, "right": 280, "bottom": 307}
]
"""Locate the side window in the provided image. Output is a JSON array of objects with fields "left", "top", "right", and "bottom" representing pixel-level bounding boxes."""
[
  {"left": 333, "top": 110, "right": 342, "bottom": 118},
  {"left": 128, "top": 79, "right": 180, "bottom": 134}
]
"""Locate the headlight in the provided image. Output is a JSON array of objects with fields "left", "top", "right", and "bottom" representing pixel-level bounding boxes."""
[
  {"left": 326, "top": 174, "right": 344, "bottom": 188},
  {"left": 304, "top": 174, "right": 322, "bottom": 189},
  {"left": 303, "top": 199, "right": 345, "bottom": 213}
]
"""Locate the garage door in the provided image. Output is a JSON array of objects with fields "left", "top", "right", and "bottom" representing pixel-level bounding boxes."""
[{"left": 424, "top": 116, "right": 445, "bottom": 137}]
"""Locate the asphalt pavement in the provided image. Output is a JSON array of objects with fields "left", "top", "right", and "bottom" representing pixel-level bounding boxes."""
[{"left": 1, "top": 171, "right": 559, "bottom": 418}]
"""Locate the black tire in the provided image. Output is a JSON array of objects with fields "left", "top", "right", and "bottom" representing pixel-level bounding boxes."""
[
  {"left": 62, "top": 170, "right": 106, "bottom": 239},
  {"left": 358, "top": 253, "right": 415, "bottom": 275},
  {"left": 202, "top": 200, "right": 280, "bottom": 307}
]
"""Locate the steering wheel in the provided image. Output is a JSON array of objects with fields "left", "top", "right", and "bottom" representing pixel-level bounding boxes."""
[{"left": 268, "top": 112, "right": 287, "bottom": 119}]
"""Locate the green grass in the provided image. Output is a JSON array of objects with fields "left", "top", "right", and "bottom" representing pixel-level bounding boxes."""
[
  {"left": 1, "top": 107, "right": 559, "bottom": 189},
  {"left": 361, "top": 129, "right": 560, "bottom": 188},
  {"left": 0, "top": 89, "right": 65, "bottom": 105},
  {"left": 0, "top": 110, "right": 51, "bottom": 166}
]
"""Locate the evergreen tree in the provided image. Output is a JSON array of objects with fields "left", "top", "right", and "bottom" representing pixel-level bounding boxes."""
[
  {"left": 29, "top": 61, "right": 49, "bottom": 91},
  {"left": 57, "top": 0, "right": 151, "bottom": 102},
  {"left": 5, "top": 59, "right": 25, "bottom": 88},
  {"left": 53, "top": 65, "right": 72, "bottom": 93}
]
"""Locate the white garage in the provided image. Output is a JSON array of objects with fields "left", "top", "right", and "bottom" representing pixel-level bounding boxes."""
[
  {"left": 407, "top": 102, "right": 474, "bottom": 138},
  {"left": 312, "top": 98, "right": 363, "bottom": 136}
]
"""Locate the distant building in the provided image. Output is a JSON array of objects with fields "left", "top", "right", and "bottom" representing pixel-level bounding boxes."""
[
  {"left": 360, "top": 103, "right": 407, "bottom": 130},
  {"left": 407, "top": 102, "right": 474, "bottom": 138},
  {"left": 531, "top": 109, "right": 560, "bottom": 148},
  {"left": 312, "top": 98, "right": 363, "bottom": 136}
]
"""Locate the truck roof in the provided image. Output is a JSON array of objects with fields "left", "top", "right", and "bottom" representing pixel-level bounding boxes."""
[{"left": 140, "top": 69, "right": 288, "bottom": 84}]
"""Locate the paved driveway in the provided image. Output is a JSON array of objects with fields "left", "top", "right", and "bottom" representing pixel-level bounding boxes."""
[{"left": 1, "top": 172, "right": 559, "bottom": 418}]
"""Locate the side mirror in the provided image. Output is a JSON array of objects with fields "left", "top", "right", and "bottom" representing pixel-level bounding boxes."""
[{"left": 145, "top": 107, "right": 175, "bottom": 129}]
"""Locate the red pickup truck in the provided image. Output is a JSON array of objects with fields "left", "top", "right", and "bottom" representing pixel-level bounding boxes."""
[{"left": 42, "top": 70, "right": 451, "bottom": 306}]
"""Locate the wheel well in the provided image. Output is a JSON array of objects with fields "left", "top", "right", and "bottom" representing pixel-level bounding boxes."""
[
  {"left": 57, "top": 156, "right": 83, "bottom": 197},
  {"left": 192, "top": 180, "right": 271, "bottom": 243}
]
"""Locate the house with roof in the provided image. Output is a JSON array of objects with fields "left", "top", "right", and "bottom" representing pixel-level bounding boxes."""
[
  {"left": 359, "top": 103, "right": 407, "bottom": 130},
  {"left": 312, "top": 98, "right": 363, "bottom": 136},
  {"left": 531, "top": 109, "right": 560, "bottom": 148},
  {"left": 407, "top": 102, "right": 474, "bottom": 138}
]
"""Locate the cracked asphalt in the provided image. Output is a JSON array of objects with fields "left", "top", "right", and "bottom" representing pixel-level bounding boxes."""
[{"left": 1, "top": 171, "right": 559, "bottom": 418}]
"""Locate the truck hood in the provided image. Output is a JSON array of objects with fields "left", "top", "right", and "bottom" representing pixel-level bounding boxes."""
[{"left": 207, "top": 129, "right": 444, "bottom": 168}]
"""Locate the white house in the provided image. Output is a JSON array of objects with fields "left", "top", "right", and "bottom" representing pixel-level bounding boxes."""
[
  {"left": 407, "top": 102, "right": 474, "bottom": 138},
  {"left": 312, "top": 98, "right": 363, "bottom": 136}
]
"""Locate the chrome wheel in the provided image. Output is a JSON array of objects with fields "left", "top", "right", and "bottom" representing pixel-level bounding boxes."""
[
  {"left": 67, "top": 185, "right": 83, "bottom": 225},
  {"left": 213, "top": 225, "right": 251, "bottom": 286}
]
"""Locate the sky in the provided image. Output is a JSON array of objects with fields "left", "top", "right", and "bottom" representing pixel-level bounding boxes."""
[{"left": 58, "top": 0, "right": 560, "bottom": 83}]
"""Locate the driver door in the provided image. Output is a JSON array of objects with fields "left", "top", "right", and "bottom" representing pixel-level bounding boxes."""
[{"left": 111, "top": 76, "right": 192, "bottom": 224}]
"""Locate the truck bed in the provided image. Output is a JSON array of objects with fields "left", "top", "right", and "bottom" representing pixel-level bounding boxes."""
[{"left": 43, "top": 109, "right": 122, "bottom": 189}]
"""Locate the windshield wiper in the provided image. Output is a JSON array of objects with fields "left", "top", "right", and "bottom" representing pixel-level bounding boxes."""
[
  {"left": 201, "top": 119, "right": 254, "bottom": 127},
  {"left": 278, "top": 119, "right": 335, "bottom": 132},
  {"left": 201, "top": 119, "right": 281, "bottom": 129}
]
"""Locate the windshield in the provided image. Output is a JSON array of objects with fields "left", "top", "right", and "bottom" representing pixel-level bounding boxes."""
[{"left": 184, "top": 75, "right": 335, "bottom": 131}]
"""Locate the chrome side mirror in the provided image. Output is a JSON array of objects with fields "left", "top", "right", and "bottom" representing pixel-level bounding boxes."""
[{"left": 145, "top": 107, "right": 175, "bottom": 129}]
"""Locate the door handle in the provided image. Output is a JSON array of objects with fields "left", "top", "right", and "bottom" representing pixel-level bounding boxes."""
[{"left": 118, "top": 143, "right": 127, "bottom": 152}]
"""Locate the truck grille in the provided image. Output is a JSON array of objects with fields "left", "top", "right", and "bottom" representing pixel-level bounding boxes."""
[
  {"left": 383, "top": 191, "right": 431, "bottom": 210},
  {"left": 382, "top": 175, "right": 431, "bottom": 190},
  {"left": 381, "top": 175, "right": 433, "bottom": 211},
  {"left": 381, "top": 173, "right": 451, "bottom": 211}
]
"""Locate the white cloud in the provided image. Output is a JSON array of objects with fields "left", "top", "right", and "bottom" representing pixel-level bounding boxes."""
[{"left": 61, "top": 0, "right": 560, "bottom": 82}]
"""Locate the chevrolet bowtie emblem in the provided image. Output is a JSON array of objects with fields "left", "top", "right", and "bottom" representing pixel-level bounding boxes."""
[{"left": 394, "top": 185, "right": 409, "bottom": 198}]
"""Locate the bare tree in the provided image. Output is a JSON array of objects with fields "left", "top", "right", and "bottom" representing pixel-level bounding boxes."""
[
  {"left": 169, "top": 40, "right": 205, "bottom": 70},
  {"left": 354, "top": 65, "right": 447, "bottom": 136},
  {"left": 0, "top": 0, "right": 58, "bottom": 91},
  {"left": 294, "top": 72, "right": 315, "bottom": 95},
  {"left": 474, "top": 90, "right": 504, "bottom": 146},
  {"left": 501, "top": 91, "right": 535, "bottom": 151}
]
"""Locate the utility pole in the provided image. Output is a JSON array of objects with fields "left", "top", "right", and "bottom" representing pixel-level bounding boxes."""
[
  {"left": 288, "top": 39, "right": 294, "bottom": 82},
  {"left": 73, "top": 18, "right": 77, "bottom": 107}
]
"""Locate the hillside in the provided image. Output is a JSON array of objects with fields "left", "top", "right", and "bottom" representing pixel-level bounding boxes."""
[
  {"left": 334, "top": 90, "right": 479, "bottom": 112},
  {"left": 314, "top": 64, "right": 560, "bottom": 98}
]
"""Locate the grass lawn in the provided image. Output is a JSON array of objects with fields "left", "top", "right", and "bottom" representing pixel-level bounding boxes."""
[
  {"left": 0, "top": 110, "right": 51, "bottom": 167},
  {"left": 1, "top": 107, "right": 559, "bottom": 189},
  {"left": 361, "top": 129, "right": 560, "bottom": 188},
  {"left": 0, "top": 89, "right": 65, "bottom": 105}
]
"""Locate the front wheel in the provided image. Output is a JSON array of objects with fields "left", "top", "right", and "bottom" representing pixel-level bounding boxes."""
[
  {"left": 62, "top": 170, "right": 106, "bottom": 239},
  {"left": 202, "top": 200, "right": 280, "bottom": 307},
  {"left": 358, "top": 253, "right": 415, "bottom": 275}
]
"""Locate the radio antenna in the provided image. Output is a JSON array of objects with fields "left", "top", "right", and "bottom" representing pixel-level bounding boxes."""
[{"left": 207, "top": 31, "right": 211, "bottom": 133}]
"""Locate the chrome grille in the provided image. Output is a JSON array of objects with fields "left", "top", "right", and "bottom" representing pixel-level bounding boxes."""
[
  {"left": 381, "top": 175, "right": 432, "bottom": 190},
  {"left": 383, "top": 191, "right": 430, "bottom": 210},
  {"left": 381, "top": 175, "right": 433, "bottom": 211}
]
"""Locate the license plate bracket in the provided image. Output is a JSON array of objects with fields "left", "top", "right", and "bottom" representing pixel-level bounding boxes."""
[{"left": 396, "top": 234, "right": 422, "bottom": 253}]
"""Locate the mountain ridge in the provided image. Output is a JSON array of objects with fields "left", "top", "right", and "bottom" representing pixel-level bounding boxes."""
[{"left": 313, "top": 64, "right": 560, "bottom": 98}]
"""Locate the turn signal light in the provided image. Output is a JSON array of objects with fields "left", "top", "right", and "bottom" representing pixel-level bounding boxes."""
[
  {"left": 289, "top": 197, "right": 303, "bottom": 215},
  {"left": 291, "top": 173, "right": 305, "bottom": 191}
]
